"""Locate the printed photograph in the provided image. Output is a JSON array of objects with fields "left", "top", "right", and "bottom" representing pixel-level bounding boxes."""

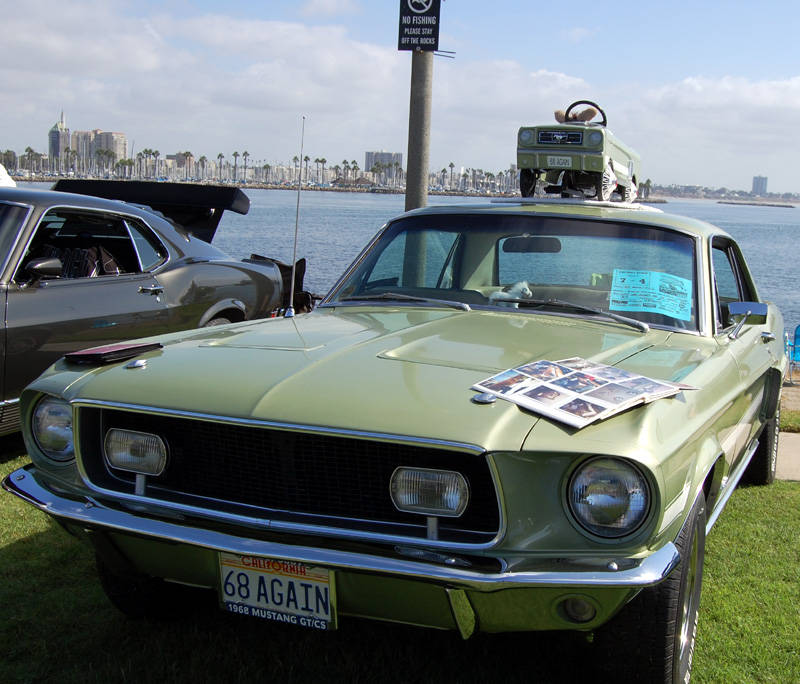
[
  {"left": 593, "top": 366, "right": 637, "bottom": 382},
  {"left": 522, "top": 384, "right": 565, "bottom": 405},
  {"left": 619, "top": 376, "right": 674, "bottom": 395},
  {"left": 586, "top": 383, "right": 642, "bottom": 405},
  {"left": 558, "top": 357, "right": 598, "bottom": 371},
  {"left": 552, "top": 372, "right": 606, "bottom": 393},
  {"left": 476, "top": 369, "right": 530, "bottom": 394},
  {"left": 559, "top": 398, "right": 606, "bottom": 419},
  {"left": 516, "top": 360, "right": 571, "bottom": 380}
]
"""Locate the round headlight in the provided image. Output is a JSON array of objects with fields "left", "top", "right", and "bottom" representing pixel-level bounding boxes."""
[
  {"left": 567, "top": 457, "right": 649, "bottom": 538},
  {"left": 588, "top": 131, "right": 603, "bottom": 145},
  {"left": 32, "top": 396, "right": 74, "bottom": 462},
  {"left": 519, "top": 129, "right": 535, "bottom": 145}
]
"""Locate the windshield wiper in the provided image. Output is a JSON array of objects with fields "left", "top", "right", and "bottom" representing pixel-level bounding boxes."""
[
  {"left": 498, "top": 297, "right": 649, "bottom": 333},
  {"left": 339, "top": 292, "right": 471, "bottom": 312}
]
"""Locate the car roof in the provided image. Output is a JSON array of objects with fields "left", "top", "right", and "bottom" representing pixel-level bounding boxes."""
[
  {"left": 0, "top": 185, "right": 161, "bottom": 217},
  {"left": 399, "top": 198, "right": 730, "bottom": 242}
]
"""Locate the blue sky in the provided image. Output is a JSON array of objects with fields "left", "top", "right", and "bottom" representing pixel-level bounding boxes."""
[{"left": 3, "top": 0, "right": 799, "bottom": 191}]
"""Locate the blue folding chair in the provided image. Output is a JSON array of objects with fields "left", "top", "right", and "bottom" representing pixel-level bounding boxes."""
[{"left": 789, "top": 324, "right": 800, "bottom": 383}]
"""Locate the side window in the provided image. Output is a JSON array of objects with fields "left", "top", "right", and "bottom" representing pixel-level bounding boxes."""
[
  {"left": 712, "top": 238, "right": 753, "bottom": 330},
  {"left": 126, "top": 219, "right": 168, "bottom": 271},
  {"left": 18, "top": 209, "right": 146, "bottom": 281},
  {"left": 712, "top": 248, "right": 740, "bottom": 302}
]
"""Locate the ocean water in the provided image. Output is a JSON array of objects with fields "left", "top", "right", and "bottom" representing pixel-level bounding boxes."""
[
  {"left": 215, "top": 190, "right": 800, "bottom": 336},
  {"left": 14, "top": 182, "right": 798, "bottom": 336}
]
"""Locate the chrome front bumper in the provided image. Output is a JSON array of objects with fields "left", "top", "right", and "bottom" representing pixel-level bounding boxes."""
[{"left": 4, "top": 465, "right": 680, "bottom": 592}]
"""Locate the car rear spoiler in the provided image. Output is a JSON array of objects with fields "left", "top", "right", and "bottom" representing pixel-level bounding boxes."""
[{"left": 51, "top": 179, "right": 250, "bottom": 243}]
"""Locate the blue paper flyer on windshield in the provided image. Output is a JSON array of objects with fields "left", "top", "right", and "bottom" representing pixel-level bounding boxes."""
[{"left": 472, "top": 357, "right": 695, "bottom": 428}]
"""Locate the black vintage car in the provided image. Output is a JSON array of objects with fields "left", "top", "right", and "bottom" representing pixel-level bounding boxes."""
[{"left": 0, "top": 180, "right": 300, "bottom": 434}]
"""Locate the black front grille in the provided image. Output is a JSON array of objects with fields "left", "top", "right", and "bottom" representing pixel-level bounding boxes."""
[
  {"left": 79, "top": 408, "right": 500, "bottom": 543},
  {"left": 538, "top": 130, "right": 583, "bottom": 144}
]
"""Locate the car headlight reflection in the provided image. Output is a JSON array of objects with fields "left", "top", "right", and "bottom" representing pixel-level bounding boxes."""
[
  {"left": 568, "top": 457, "right": 649, "bottom": 538},
  {"left": 104, "top": 429, "right": 167, "bottom": 476},
  {"left": 390, "top": 467, "right": 469, "bottom": 517},
  {"left": 518, "top": 129, "right": 535, "bottom": 146},
  {"left": 32, "top": 396, "right": 74, "bottom": 462}
]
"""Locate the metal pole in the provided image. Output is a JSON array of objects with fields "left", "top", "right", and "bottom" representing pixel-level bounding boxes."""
[
  {"left": 285, "top": 116, "right": 305, "bottom": 319},
  {"left": 405, "top": 49, "right": 433, "bottom": 212}
]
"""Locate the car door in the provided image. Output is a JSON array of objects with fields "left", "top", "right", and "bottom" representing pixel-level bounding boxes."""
[
  {"left": 4, "top": 207, "right": 173, "bottom": 401},
  {"left": 710, "top": 236, "right": 774, "bottom": 467}
]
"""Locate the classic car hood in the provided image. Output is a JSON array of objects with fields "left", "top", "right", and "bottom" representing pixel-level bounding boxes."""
[{"left": 57, "top": 307, "right": 710, "bottom": 453}]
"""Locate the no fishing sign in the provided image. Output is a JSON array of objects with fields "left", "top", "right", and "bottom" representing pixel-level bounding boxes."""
[{"left": 398, "top": 0, "right": 441, "bottom": 51}]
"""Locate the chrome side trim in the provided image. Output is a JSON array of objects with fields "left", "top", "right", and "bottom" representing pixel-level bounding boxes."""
[
  {"left": 705, "top": 438, "right": 759, "bottom": 534},
  {"left": 4, "top": 466, "right": 679, "bottom": 590}
]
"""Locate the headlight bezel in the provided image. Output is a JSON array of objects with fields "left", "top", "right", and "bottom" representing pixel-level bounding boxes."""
[
  {"left": 31, "top": 395, "right": 75, "bottom": 463},
  {"left": 564, "top": 455, "right": 653, "bottom": 540}
]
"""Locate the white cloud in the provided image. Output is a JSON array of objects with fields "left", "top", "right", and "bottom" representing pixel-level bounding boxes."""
[{"left": 2, "top": 2, "right": 799, "bottom": 192}]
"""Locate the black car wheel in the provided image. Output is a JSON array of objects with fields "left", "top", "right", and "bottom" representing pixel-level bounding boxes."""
[
  {"left": 743, "top": 397, "right": 780, "bottom": 486},
  {"left": 595, "top": 496, "right": 706, "bottom": 683},
  {"left": 622, "top": 180, "right": 638, "bottom": 202},
  {"left": 520, "top": 168, "right": 537, "bottom": 197},
  {"left": 595, "top": 166, "right": 615, "bottom": 202},
  {"left": 203, "top": 316, "right": 232, "bottom": 327}
]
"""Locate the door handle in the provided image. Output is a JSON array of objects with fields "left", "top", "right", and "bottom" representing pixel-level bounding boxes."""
[
  {"left": 138, "top": 284, "right": 164, "bottom": 296},
  {"left": 761, "top": 331, "right": 776, "bottom": 343}
]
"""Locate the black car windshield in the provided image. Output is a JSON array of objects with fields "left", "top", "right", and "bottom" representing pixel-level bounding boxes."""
[
  {"left": 326, "top": 213, "right": 698, "bottom": 331},
  {"left": 0, "top": 202, "right": 32, "bottom": 266}
]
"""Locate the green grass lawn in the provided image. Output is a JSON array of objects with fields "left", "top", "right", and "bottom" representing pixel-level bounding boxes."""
[
  {"left": 2, "top": 444, "right": 798, "bottom": 684},
  {"left": 781, "top": 408, "right": 800, "bottom": 433}
]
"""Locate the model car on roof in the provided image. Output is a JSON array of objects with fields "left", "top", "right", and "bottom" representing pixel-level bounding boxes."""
[
  {"left": 0, "top": 180, "right": 303, "bottom": 434},
  {"left": 518, "top": 100, "right": 641, "bottom": 201},
  {"left": 4, "top": 197, "right": 786, "bottom": 683}
]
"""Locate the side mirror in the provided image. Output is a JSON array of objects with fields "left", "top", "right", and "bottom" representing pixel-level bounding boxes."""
[
  {"left": 727, "top": 301, "right": 767, "bottom": 339},
  {"left": 25, "top": 257, "right": 63, "bottom": 280}
]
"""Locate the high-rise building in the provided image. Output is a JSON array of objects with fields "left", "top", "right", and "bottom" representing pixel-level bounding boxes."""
[
  {"left": 365, "top": 151, "right": 403, "bottom": 181},
  {"left": 48, "top": 112, "right": 70, "bottom": 172},
  {"left": 752, "top": 176, "right": 768, "bottom": 195},
  {"left": 69, "top": 127, "right": 128, "bottom": 174}
]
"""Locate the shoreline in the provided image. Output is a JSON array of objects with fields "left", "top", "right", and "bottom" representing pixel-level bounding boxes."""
[{"left": 718, "top": 200, "right": 795, "bottom": 208}]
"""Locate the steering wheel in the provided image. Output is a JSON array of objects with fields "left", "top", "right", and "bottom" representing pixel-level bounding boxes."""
[{"left": 564, "top": 100, "right": 607, "bottom": 127}]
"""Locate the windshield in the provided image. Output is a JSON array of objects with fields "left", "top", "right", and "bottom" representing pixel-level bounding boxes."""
[
  {"left": 0, "top": 202, "right": 32, "bottom": 271},
  {"left": 327, "top": 213, "right": 698, "bottom": 331}
]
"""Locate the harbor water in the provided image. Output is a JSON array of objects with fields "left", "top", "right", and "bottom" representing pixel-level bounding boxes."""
[{"left": 214, "top": 190, "right": 800, "bottom": 337}]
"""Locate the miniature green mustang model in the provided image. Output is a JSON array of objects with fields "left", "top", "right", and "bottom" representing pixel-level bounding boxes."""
[
  {"left": 518, "top": 100, "right": 641, "bottom": 201},
  {"left": 4, "top": 198, "right": 786, "bottom": 682}
]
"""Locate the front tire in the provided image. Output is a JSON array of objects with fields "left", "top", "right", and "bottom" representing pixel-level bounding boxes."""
[
  {"left": 203, "top": 316, "right": 232, "bottom": 327},
  {"left": 595, "top": 165, "right": 617, "bottom": 201},
  {"left": 520, "top": 168, "right": 537, "bottom": 197},
  {"left": 595, "top": 496, "right": 706, "bottom": 683}
]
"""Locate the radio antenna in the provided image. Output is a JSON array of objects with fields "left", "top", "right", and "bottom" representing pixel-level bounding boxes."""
[{"left": 285, "top": 115, "right": 305, "bottom": 318}]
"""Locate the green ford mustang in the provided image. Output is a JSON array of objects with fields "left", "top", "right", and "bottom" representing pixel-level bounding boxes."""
[{"left": 3, "top": 198, "right": 786, "bottom": 682}]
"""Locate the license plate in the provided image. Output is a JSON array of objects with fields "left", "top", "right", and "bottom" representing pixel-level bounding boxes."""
[
  {"left": 546, "top": 155, "right": 572, "bottom": 168},
  {"left": 219, "top": 552, "right": 336, "bottom": 630}
]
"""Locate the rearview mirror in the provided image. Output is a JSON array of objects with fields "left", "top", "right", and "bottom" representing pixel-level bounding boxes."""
[{"left": 502, "top": 236, "right": 561, "bottom": 253}]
